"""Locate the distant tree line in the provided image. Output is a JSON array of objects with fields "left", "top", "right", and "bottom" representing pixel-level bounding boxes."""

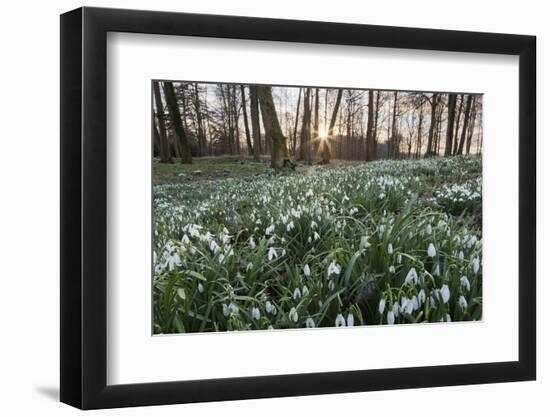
[{"left": 153, "top": 81, "right": 483, "bottom": 169}]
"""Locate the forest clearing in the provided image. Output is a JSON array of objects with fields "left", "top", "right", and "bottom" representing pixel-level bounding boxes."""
[{"left": 152, "top": 82, "right": 483, "bottom": 333}]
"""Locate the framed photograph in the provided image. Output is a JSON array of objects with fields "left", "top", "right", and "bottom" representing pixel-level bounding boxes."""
[{"left": 60, "top": 6, "right": 536, "bottom": 409}]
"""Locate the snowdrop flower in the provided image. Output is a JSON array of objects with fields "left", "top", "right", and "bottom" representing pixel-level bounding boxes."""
[
  {"left": 460, "top": 276, "right": 471, "bottom": 292},
  {"left": 418, "top": 289, "right": 426, "bottom": 305},
  {"left": 467, "top": 235, "right": 477, "bottom": 248},
  {"left": 360, "top": 236, "right": 371, "bottom": 249},
  {"left": 387, "top": 310, "right": 395, "bottom": 325},
  {"left": 265, "top": 301, "right": 275, "bottom": 314},
  {"left": 223, "top": 303, "right": 239, "bottom": 317},
  {"left": 293, "top": 288, "right": 302, "bottom": 300},
  {"left": 392, "top": 302, "right": 400, "bottom": 317},
  {"left": 267, "top": 247, "right": 277, "bottom": 261},
  {"left": 328, "top": 261, "right": 341, "bottom": 276},
  {"left": 303, "top": 264, "right": 311, "bottom": 277},
  {"left": 306, "top": 317, "right": 315, "bottom": 328},
  {"left": 347, "top": 313, "right": 355, "bottom": 327},
  {"left": 265, "top": 225, "right": 275, "bottom": 235},
  {"left": 433, "top": 263, "right": 440, "bottom": 277},
  {"left": 289, "top": 307, "right": 299, "bottom": 322},
  {"left": 404, "top": 267, "right": 418, "bottom": 285},
  {"left": 389, "top": 265, "right": 396, "bottom": 274},
  {"left": 313, "top": 231, "right": 320, "bottom": 241},
  {"left": 209, "top": 240, "right": 221, "bottom": 254},
  {"left": 426, "top": 224, "right": 432, "bottom": 235},
  {"left": 440, "top": 284, "right": 451, "bottom": 303},
  {"left": 328, "top": 280, "right": 335, "bottom": 291},
  {"left": 427, "top": 243, "right": 436, "bottom": 258},
  {"left": 181, "top": 234, "right": 190, "bottom": 244},
  {"left": 248, "top": 237, "right": 256, "bottom": 249},
  {"left": 400, "top": 297, "right": 414, "bottom": 315},
  {"left": 302, "top": 286, "right": 309, "bottom": 297},
  {"left": 311, "top": 220, "right": 317, "bottom": 229},
  {"left": 197, "top": 282, "right": 204, "bottom": 294},
  {"left": 411, "top": 295, "right": 419, "bottom": 310},
  {"left": 251, "top": 307, "right": 261, "bottom": 321},
  {"left": 458, "top": 296, "right": 468, "bottom": 311},
  {"left": 396, "top": 253, "right": 402, "bottom": 264},
  {"left": 387, "top": 243, "right": 394, "bottom": 254},
  {"left": 445, "top": 314, "right": 452, "bottom": 322},
  {"left": 335, "top": 314, "right": 346, "bottom": 327},
  {"left": 378, "top": 298, "right": 386, "bottom": 315},
  {"left": 167, "top": 253, "right": 182, "bottom": 272},
  {"left": 458, "top": 251, "right": 464, "bottom": 261},
  {"left": 218, "top": 254, "right": 225, "bottom": 263},
  {"left": 267, "top": 325, "right": 274, "bottom": 330},
  {"left": 246, "top": 262, "right": 254, "bottom": 272},
  {"left": 473, "top": 257, "right": 480, "bottom": 274},
  {"left": 287, "top": 221, "right": 294, "bottom": 232}
]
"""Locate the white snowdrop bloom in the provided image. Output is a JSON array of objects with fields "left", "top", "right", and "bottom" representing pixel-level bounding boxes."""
[
  {"left": 280, "top": 214, "right": 288, "bottom": 225},
  {"left": 396, "top": 254, "right": 402, "bottom": 264},
  {"left": 306, "top": 317, "right": 315, "bottom": 328},
  {"left": 313, "top": 231, "right": 320, "bottom": 241},
  {"left": 467, "top": 235, "right": 477, "bottom": 248},
  {"left": 440, "top": 284, "right": 451, "bottom": 303},
  {"left": 251, "top": 307, "right": 261, "bottom": 321},
  {"left": 293, "top": 288, "right": 302, "bottom": 300},
  {"left": 306, "top": 189, "right": 314, "bottom": 198},
  {"left": 303, "top": 264, "right": 311, "bottom": 277},
  {"left": 222, "top": 304, "right": 230, "bottom": 317},
  {"left": 218, "top": 254, "right": 225, "bottom": 264},
  {"left": 328, "top": 261, "right": 341, "bottom": 276},
  {"left": 473, "top": 257, "right": 480, "bottom": 274},
  {"left": 404, "top": 267, "right": 418, "bottom": 285},
  {"left": 181, "top": 234, "right": 190, "bottom": 244},
  {"left": 202, "top": 231, "right": 214, "bottom": 243},
  {"left": 347, "top": 313, "right": 355, "bottom": 327},
  {"left": 287, "top": 221, "right": 295, "bottom": 232},
  {"left": 411, "top": 295, "right": 419, "bottom": 311},
  {"left": 265, "top": 225, "right": 275, "bottom": 235},
  {"left": 427, "top": 243, "right": 437, "bottom": 258},
  {"left": 458, "top": 251, "right": 464, "bottom": 261},
  {"left": 335, "top": 314, "right": 346, "bottom": 327},
  {"left": 302, "top": 286, "right": 309, "bottom": 297},
  {"left": 343, "top": 194, "right": 350, "bottom": 202},
  {"left": 255, "top": 218, "right": 262, "bottom": 225},
  {"left": 328, "top": 280, "right": 335, "bottom": 291},
  {"left": 392, "top": 302, "right": 400, "bottom": 317},
  {"left": 209, "top": 240, "right": 221, "bottom": 254},
  {"left": 458, "top": 296, "right": 468, "bottom": 311},
  {"left": 389, "top": 265, "right": 396, "bottom": 274},
  {"left": 378, "top": 298, "right": 386, "bottom": 315},
  {"left": 311, "top": 220, "right": 318, "bottom": 229},
  {"left": 289, "top": 307, "right": 299, "bottom": 322},
  {"left": 246, "top": 262, "right": 253, "bottom": 272},
  {"left": 379, "top": 192, "right": 386, "bottom": 199},
  {"left": 418, "top": 289, "right": 426, "bottom": 305},
  {"left": 426, "top": 224, "right": 432, "bottom": 235},
  {"left": 445, "top": 314, "right": 452, "bottom": 322},
  {"left": 460, "top": 276, "right": 471, "bottom": 292},
  {"left": 267, "top": 325, "right": 274, "bottom": 330},
  {"left": 387, "top": 310, "right": 395, "bottom": 325},
  {"left": 433, "top": 263, "right": 441, "bottom": 277},
  {"left": 167, "top": 253, "right": 181, "bottom": 272},
  {"left": 360, "top": 236, "right": 371, "bottom": 249},
  {"left": 198, "top": 282, "right": 204, "bottom": 294},
  {"left": 248, "top": 237, "right": 256, "bottom": 249},
  {"left": 267, "top": 247, "right": 277, "bottom": 261},
  {"left": 400, "top": 297, "right": 414, "bottom": 315},
  {"left": 387, "top": 243, "right": 394, "bottom": 254},
  {"left": 281, "top": 249, "right": 286, "bottom": 257}
]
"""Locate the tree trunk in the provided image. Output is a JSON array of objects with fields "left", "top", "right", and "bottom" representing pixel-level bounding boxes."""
[
  {"left": 452, "top": 94, "right": 464, "bottom": 155},
  {"left": 192, "top": 83, "right": 206, "bottom": 156},
  {"left": 416, "top": 100, "right": 424, "bottom": 158},
  {"left": 300, "top": 88, "right": 312, "bottom": 164},
  {"left": 457, "top": 94, "right": 473, "bottom": 155},
  {"left": 292, "top": 88, "right": 303, "bottom": 156},
  {"left": 163, "top": 81, "right": 192, "bottom": 164},
  {"left": 365, "top": 90, "right": 376, "bottom": 161},
  {"left": 466, "top": 97, "right": 478, "bottom": 155},
  {"left": 240, "top": 85, "right": 253, "bottom": 156},
  {"left": 312, "top": 88, "right": 320, "bottom": 160},
  {"left": 257, "top": 86, "right": 294, "bottom": 169},
  {"left": 321, "top": 89, "right": 343, "bottom": 164},
  {"left": 425, "top": 93, "right": 439, "bottom": 157},
  {"left": 389, "top": 91, "right": 398, "bottom": 158},
  {"left": 153, "top": 82, "right": 173, "bottom": 163},
  {"left": 249, "top": 86, "right": 262, "bottom": 161},
  {"left": 444, "top": 93, "right": 457, "bottom": 156}
]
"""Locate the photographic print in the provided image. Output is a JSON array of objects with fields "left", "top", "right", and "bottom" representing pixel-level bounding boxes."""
[{"left": 152, "top": 81, "right": 483, "bottom": 334}]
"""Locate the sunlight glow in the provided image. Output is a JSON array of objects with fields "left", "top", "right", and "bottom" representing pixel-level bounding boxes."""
[{"left": 318, "top": 126, "right": 328, "bottom": 140}]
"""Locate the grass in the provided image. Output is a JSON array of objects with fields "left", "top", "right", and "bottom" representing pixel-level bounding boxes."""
[{"left": 152, "top": 155, "right": 482, "bottom": 334}]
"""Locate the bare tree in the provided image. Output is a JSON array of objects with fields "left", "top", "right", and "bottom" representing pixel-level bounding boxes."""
[
  {"left": 321, "top": 89, "right": 343, "bottom": 164},
  {"left": 163, "top": 81, "right": 191, "bottom": 163},
  {"left": 153, "top": 82, "right": 172, "bottom": 163}
]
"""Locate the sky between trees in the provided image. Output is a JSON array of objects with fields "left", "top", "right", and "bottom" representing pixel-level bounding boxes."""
[{"left": 153, "top": 81, "right": 483, "bottom": 169}]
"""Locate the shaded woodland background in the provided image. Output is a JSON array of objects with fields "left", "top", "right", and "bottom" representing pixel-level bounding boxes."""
[{"left": 152, "top": 81, "right": 483, "bottom": 169}]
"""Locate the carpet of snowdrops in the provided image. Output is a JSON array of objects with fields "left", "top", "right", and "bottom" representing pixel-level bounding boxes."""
[{"left": 153, "top": 156, "right": 482, "bottom": 333}]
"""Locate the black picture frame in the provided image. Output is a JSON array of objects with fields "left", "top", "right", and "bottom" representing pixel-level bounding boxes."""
[{"left": 60, "top": 6, "right": 536, "bottom": 410}]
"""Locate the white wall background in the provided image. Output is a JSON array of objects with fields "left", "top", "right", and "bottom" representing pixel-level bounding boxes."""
[{"left": 0, "top": 0, "right": 545, "bottom": 415}]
